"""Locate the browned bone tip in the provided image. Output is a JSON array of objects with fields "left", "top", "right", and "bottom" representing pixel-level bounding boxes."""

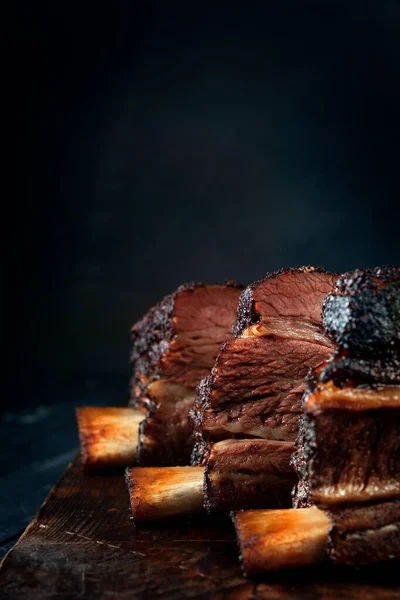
[
  {"left": 233, "top": 507, "right": 331, "bottom": 575},
  {"left": 76, "top": 407, "right": 145, "bottom": 473},
  {"left": 126, "top": 466, "right": 205, "bottom": 522}
]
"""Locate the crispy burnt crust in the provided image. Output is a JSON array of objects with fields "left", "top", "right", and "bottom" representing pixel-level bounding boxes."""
[
  {"left": 233, "top": 266, "right": 333, "bottom": 337},
  {"left": 318, "top": 352, "right": 400, "bottom": 386},
  {"left": 291, "top": 415, "right": 312, "bottom": 508},
  {"left": 323, "top": 266, "right": 400, "bottom": 357},
  {"left": 189, "top": 403, "right": 211, "bottom": 466}
]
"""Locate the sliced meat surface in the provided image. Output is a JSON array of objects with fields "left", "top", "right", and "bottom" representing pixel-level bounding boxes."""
[
  {"left": 193, "top": 267, "right": 336, "bottom": 466},
  {"left": 131, "top": 282, "right": 243, "bottom": 394},
  {"left": 293, "top": 379, "right": 400, "bottom": 507},
  {"left": 130, "top": 282, "right": 243, "bottom": 465},
  {"left": 204, "top": 438, "right": 296, "bottom": 512},
  {"left": 327, "top": 500, "right": 400, "bottom": 565},
  {"left": 136, "top": 381, "right": 196, "bottom": 466},
  {"left": 196, "top": 336, "right": 332, "bottom": 443},
  {"left": 323, "top": 266, "right": 400, "bottom": 357},
  {"left": 293, "top": 267, "right": 400, "bottom": 509},
  {"left": 234, "top": 266, "right": 338, "bottom": 336},
  {"left": 318, "top": 351, "right": 400, "bottom": 386}
]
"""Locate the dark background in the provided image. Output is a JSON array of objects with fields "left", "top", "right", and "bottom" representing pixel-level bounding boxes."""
[
  {"left": 9, "top": 0, "right": 400, "bottom": 401},
  {"left": 2, "top": 1, "right": 400, "bottom": 556}
]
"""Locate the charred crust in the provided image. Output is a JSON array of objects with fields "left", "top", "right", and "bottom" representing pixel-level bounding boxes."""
[
  {"left": 223, "top": 279, "right": 244, "bottom": 289},
  {"left": 190, "top": 435, "right": 210, "bottom": 466},
  {"left": 232, "top": 287, "right": 258, "bottom": 338},
  {"left": 291, "top": 415, "right": 315, "bottom": 509},
  {"left": 190, "top": 376, "right": 214, "bottom": 463},
  {"left": 323, "top": 267, "right": 400, "bottom": 357},
  {"left": 203, "top": 463, "right": 212, "bottom": 514},
  {"left": 331, "top": 266, "right": 400, "bottom": 296},
  {"left": 195, "top": 374, "right": 214, "bottom": 413},
  {"left": 189, "top": 399, "right": 211, "bottom": 465},
  {"left": 124, "top": 467, "right": 135, "bottom": 494},
  {"left": 319, "top": 352, "right": 400, "bottom": 386}
]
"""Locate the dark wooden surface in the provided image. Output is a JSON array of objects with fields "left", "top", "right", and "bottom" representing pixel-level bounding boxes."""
[
  {"left": 0, "top": 377, "right": 126, "bottom": 560},
  {"left": 1, "top": 456, "right": 400, "bottom": 599}
]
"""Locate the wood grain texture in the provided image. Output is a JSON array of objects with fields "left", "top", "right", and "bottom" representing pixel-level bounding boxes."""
[{"left": 1, "top": 455, "right": 399, "bottom": 599}]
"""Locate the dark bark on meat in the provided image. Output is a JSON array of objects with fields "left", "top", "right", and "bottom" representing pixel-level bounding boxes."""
[
  {"left": 318, "top": 351, "right": 400, "bottom": 386},
  {"left": 323, "top": 266, "right": 400, "bottom": 357},
  {"left": 291, "top": 416, "right": 312, "bottom": 508}
]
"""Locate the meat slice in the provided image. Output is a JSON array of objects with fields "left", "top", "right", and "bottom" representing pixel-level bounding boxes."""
[
  {"left": 136, "top": 382, "right": 197, "bottom": 466},
  {"left": 193, "top": 267, "right": 336, "bottom": 463},
  {"left": 196, "top": 336, "right": 332, "bottom": 444},
  {"left": 292, "top": 376, "right": 400, "bottom": 508},
  {"left": 126, "top": 267, "right": 336, "bottom": 520},
  {"left": 327, "top": 499, "right": 400, "bottom": 565},
  {"left": 204, "top": 439, "right": 296, "bottom": 512},
  {"left": 130, "top": 282, "right": 243, "bottom": 465},
  {"left": 190, "top": 267, "right": 336, "bottom": 512}
]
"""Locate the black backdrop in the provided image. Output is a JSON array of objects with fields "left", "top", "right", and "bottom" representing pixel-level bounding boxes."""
[{"left": 7, "top": 1, "right": 400, "bottom": 410}]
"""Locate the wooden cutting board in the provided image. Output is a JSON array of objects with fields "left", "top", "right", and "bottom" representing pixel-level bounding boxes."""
[{"left": 1, "top": 455, "right": 399, "bottom": 599}]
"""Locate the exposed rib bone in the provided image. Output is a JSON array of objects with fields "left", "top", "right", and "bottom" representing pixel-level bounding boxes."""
[
  {"left": 126, "top": 466, "right": 204, "bottom": 522},
  {"left": 233, "top": 506, "right": 330, "bottom": 574},
  {"left": 77, "top": 407, "right": 145, "bottom": 473}
]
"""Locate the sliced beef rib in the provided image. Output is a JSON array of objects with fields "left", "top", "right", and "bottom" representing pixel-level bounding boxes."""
[
  {"left": 193, "top": 267, "right": 336, "bottom": 458},
  {"left": 193, "top": 267, "right": 337, "bottom": 511},
  {"left": 130, "top": 282, "right": 243, "bottom": 465}
]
